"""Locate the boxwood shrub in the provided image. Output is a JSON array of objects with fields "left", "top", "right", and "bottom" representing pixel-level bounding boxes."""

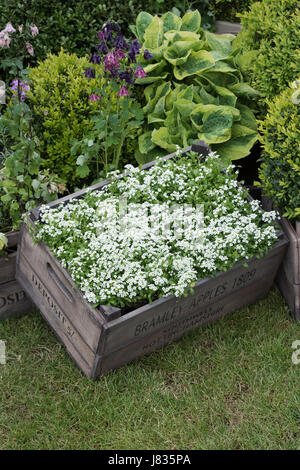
[
  {"left": 259, "top": 80, "right": 300, "bottom": 221},
  {"left": 235, "top": 0, "right": 300, "bottom": 108},
  {"left": 27, "top": 50, "right": 109, "bottom": 188}
]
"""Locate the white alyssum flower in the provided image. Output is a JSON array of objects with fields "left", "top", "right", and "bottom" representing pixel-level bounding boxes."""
[{"left": 35, "top": 151, "right": 278, "bottom": 309}]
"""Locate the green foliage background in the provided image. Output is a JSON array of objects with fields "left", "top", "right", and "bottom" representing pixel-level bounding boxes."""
[
  {"left": 235, "top": 0, "right": 300, "bottom": 107},
  {"left": 210, "top": 0, "right": 259, "bottom": 22},
  {"left": 0, "top": 0, "right": 215, "bottom": 65},
  {"left": 259, "top": 83, "right": 300, "bottom": 221}
]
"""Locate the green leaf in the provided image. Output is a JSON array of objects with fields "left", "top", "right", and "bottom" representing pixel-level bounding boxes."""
[
  {"left": 211, "top": 84, "right": 237, "bottom": 107},
  {"left": 143, "top": 81, "right": 171, "bottom": 115},
  {"left": 76, "top": 164, "right": 90, "bottom": 178},
  {"left": 174, "top": 50, "right": 215, "bottom": 80},
  {"left": 138, "top": 131, "right": 156, "bottom": 154},
  {"left": 228, "top": 82, "right": 260, "bottom": 99},
  {"left": 161, "top": 11, "right": 182, "bottom": 32},
  {"left": 143, "top": 16, "right": 164, "bottom": 49},
  {"left": 163, "top": 41, "right": 200, "bottom": 66},
  {"left": 198, "top": 108, "right": 233, "bottom": 144},
  {"left": 181, "top": 10, "right": 201, "bottom": 32},
  {"left": 236, "top": 104, "right": 258, "bottom": 131},
  {"left": 164, "top": 31, "right": 200, "bottom": 43},
  {"left": 136, "top": 11, "right": 154, "bottom": 43},
  {"left": 204, "top": 31, "right": 233, "bottom": 55},
  {"left": 135, "top": 60, "right": 168, "bottom": 84},
  {"left": 76, "top": 154, "right": 89, "bottom": 166},
  {"left": 151, "top": 127, "right": 179, "bottom": 152},
  {"left": 31, "top": 179, "right": 41, "bottom": 190},
  {"left": 212, "top": 124, "right": 258, "bottom": 161},
  {"left": 0, "top": 233, "right": 8, "bottom": 251}
]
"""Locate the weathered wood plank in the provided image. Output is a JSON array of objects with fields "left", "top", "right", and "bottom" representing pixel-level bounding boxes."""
[
  {"left": 97, "top": 276, "right": 274, "bottom": 376},
  {"left": 16, "top": 223, "right": 105, "bottom": 353},
  {"left": 0, "top": 252, "right": 16, "bottom": 285},
  {"left": 0, "top": 279, "right": 32, "bottom": 320},
  {"left": 278, "top": 218, "right": 300, "bottom": 285},
  {"left": 17, "top": 252, "right": 98, "bottom": 377}
]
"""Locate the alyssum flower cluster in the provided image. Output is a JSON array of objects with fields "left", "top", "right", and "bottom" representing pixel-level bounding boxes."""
[{"left": 35, "top": 151, "right": 278, "bottom": 309}]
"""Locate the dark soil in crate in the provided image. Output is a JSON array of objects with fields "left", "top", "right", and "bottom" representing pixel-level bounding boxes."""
[{"left": 236, "top": 142, "right": 262, "bottom": 186}]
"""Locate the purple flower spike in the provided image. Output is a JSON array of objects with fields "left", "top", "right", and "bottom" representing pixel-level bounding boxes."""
[
  {"left": 114, "top": 34, "right": 128, "bottom": 51},
  {"left": 10, "top": 79, "right": 30, "bottom": 102},
  {"left": 96, "top": 42, "right": 108, "bottom": 54},
  {"left": 135, "top": 66, "right": 147, "bottom": 79},
  {"left": 98, "top": 31, "right": 104, "bottom": 41},
  {"left": 117, "top": 85, "right": 130, "bottom": 97},
  {"left": 84, "top": 67, "right": 96, "bottom": 79},
  {"left": 89, "top": 94, "right": 101, "bottom": 101},
  {"left": 119, "top": 70, "right": 134, "bottom": 84},
  {"left": 89, "top": 52, "right": 101, "bottom": 64},
  {"left": 144, "top": 49, "right": 153, "bottom": 60},
  {"left": 128, "top": 38, "right": 142, "bottom": 63}
]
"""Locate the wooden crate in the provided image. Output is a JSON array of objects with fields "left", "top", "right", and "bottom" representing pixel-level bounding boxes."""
[
  {"left": 0, "top": 231, "right": 33, "bottom": 320},
  {"left": 16, "top": 145, "right": 288, "bottom": 378},
  {"left": 261, "top": 196, "right": 300, "bottom": 321},
  {"left": 276, "top": 218, "right": 300, "bottom": 321},
  {"left": 215, "top": 21, "right": 241, "bottom": 36}
]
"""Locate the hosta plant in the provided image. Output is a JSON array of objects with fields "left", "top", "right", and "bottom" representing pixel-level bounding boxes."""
[
  {"left": 259, "top": 79, "right": 300, "bottom": 221},
  {"left": 132, "top": 9, "right": 259, "bottom": 164},
  {"left": 35, "top": 150, "right": 278, "bottom": 309}
]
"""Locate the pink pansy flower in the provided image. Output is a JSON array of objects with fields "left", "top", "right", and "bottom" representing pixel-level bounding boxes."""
[
  {"left": 117, "top": 85, "right": 130, "bottom": 97},
  {"left": 134, "top": 66, "right": 147, "bottom": 79},
  {"left": 4, "top": 23, "right": 16, "bottom": 34},
  {"left": 30, "top": 24, "right": 39, "bottom": 37},
  {"left": 26, "top": 43, "right": 34, "bottom": 56},
  {"left": 89, "top": 94, "right": 101, "bottom": 101}
]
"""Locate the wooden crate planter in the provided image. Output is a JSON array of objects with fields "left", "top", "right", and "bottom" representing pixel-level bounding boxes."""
[
  {"left": 261, "top": 197, "right": 300, "bottom": 320},
  {"left": 0, "top": 231, "right": 33, "bottom": 320},
  {"left": 215, "top": 21, "right": 241, "bottom": 36},
  {"left": 275, "top": 218, "right": 300, "bottom": 321},
  {"left": 16, "top": 145, "right": 288, "bottom": 378}
]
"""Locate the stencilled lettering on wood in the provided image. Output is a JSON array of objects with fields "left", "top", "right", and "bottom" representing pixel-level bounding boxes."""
[
  {"left": 142, "top": 304, "right": 225, "bottom": 352},
  {"left": 134, "top": 268, "right": 257, "bottom": 339},
  {"left": 31, "top": 272, "right": 75, "bottom": 338},
  {"left": 0, "top": 289, "right": 26, "bottom": 310}
]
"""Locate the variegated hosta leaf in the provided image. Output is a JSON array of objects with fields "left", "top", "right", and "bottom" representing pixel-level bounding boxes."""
[
  {"left": 174, "top": 50, "right": 215, "bottom": 80},
  {"left": 212, "top": 124, "right": 258, "bottom": 161},
  {"left": 161, "top": 11, "right": 182, "bottom": 32},
  {"left": 136, "top": 11, "right": 154, "bottom": 43},
  {"left": 180, "top": 10, "right": 201, "bottom": 32},
  {"left": 143, "top": 16, "right": 164, "bottom": 49},
  {"left": 198, "top": 108, "right": 233, "bottom": 144}
]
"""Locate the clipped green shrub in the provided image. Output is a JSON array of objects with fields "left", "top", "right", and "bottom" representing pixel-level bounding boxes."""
[
  {"left": 0, "top": 1, "right": 215, "bottom": 64},
  {"left": 134, "top": 10, "right": 259, "bottom": 164},
  {"left": 28, "top": 50, "right": 111, "bottom": 187},
  {"left": 259, "top": 80, "right": 300, "bottom": 221},
  {"left": 234, "top": 0, "right": 300, "bottom": 106}
]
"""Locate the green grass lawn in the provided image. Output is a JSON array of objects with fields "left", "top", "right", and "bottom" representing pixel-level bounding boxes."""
[{"left": 0, "top": 286, "right": 299, "bottom": 450}]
